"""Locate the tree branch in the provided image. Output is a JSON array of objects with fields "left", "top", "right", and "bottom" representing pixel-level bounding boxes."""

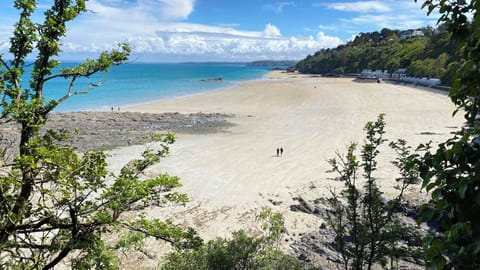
[
  {"left": 4, "top": 241, "right": 52, "bottom": 250},
  {"left": 56, "top": 77, "right": 104, "bottom": 105},
  {"left": 119, "top": 222, "right": 175, "bottom": 245},
  {"left": 42, "top": 69, "right": 100, "bottom": 83},
  {"left": 42, "top": 247, "right": 72, "bottom": 270},
  {"left": 0, "top": 56, "right": 11, "bottom": 71}
]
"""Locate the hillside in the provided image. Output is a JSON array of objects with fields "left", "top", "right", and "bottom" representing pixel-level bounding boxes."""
[{"left": 294, "top": 26, "right": 460, "bottom": 85}]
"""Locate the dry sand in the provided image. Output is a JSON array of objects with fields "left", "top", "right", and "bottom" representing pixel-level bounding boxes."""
[{"left": 108, "top": 71, "right": 462, "bottom": 267}]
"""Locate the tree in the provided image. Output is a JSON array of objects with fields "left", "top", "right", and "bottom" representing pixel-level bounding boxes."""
[
  {"left": 325, "top": 114, "right": 420, "bottom": 270},
  {"left": 413, "top": 0, "right": 480, "bottom": 268},
  {"left": 0, "top": 1, "right": 199, "bottom": 269},
  {"left": 161, "top": 207, "right": 303, "bottom": 270},
  {"left": 292, "top": 22, "right": 464, "bottom": 84}
]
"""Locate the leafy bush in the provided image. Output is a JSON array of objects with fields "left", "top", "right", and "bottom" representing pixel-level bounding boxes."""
[
  {"left": 161, "top": 207, "right": 303, "bottom": 270},
  {"left": 326, "top": 114, "right": 421, "bottom": 270}
]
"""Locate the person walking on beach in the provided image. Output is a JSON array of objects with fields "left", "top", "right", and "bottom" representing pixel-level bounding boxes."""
[
  {"left": 276, "top": 148, "right": 280, "bottom": 157},
  {"left": 280, "top": 147, "right": 283, "bottom": 156}
]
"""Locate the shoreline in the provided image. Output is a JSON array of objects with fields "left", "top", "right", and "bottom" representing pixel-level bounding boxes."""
[
  {"left": 118, "top": 70, "right": 274, "bottom": 113},
  {"left": 120, "top": 70, "right": 463, "bottom": 208},
  {"left": 128, "top": 70, "right": 462, "bottom": 265},
  {"left": 52, "top": 66, "right": 273, "bottom": 113},
  {"left": 1, "top": 71, "right": 463, "bottom": 268},
  {"left": 113, "top": 70, "right": 463, "bottom": 266},
  {"left": 123, "top": 71, "right": 461, "bottom": 204}
]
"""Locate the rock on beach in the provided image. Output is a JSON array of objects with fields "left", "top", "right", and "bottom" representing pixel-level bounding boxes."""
[{"left": 0, "top": 111, "right": 234, "bottom": 154}]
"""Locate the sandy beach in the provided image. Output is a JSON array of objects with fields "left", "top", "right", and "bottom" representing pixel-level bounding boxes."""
[{"left": 104, "top": 71, "right": 463, "bottom": 267}]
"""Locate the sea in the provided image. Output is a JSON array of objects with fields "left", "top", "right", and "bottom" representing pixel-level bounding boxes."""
[{"left": 30, "top": 63, "right": 273, "bottom": 112}]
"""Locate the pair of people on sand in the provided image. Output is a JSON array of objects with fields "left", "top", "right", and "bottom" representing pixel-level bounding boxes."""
[{"left": 276, "top": 147, "right": 284, "bottom": 157}]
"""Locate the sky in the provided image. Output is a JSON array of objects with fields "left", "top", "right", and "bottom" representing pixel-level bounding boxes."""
[{"left": 0, "top": 0, "right": 440, "bottom": 62}]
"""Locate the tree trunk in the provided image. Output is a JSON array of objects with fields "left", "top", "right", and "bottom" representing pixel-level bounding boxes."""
[{"left": 12, "top": 123, "right": 35, "bottom": 216}]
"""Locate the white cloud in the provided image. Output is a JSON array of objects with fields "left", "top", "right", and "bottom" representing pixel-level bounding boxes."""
[
  {"left": 336, "top": 0, "right": 438, "bottom": 30},
  {"left": 316, "top": 24, "right": 338, "bottom": 31},
  {"left": 138, "top": 0, "right": 195, "bottom": 20},
  {"left": 97, "top": 25, "right": 341, "bottom": 61},
  {"left": 345, "top": 14, "right": 428, "bottom": 30},
  {"left": 325, "top": 1, "right": 391, "bottom": 13},
  {"left": 1, "top": 0, "right": 440, "bottom": 62},
  {"left": 0, "top": 0, "right": 342, "bottom": 61},
  {"left": 316, "top": 32, "right": 342, "bottom": 47},
  {"left": 347, "top": 33, "right": 359, "bottom": 42},
  {"left": 314, "top": 0, "right": 439, "bottom": 38},
  {"left": 0, "top": 40, "right": 10, "bottom": 51},
  {"left": 55, "top": 1, "right": 341, "bottom": 61},
  {"left": 264, "top": 2, "right": 296, "bottom": 13},
  {"left": 264, "top": 24, "right": 281, "bottom": 37}
]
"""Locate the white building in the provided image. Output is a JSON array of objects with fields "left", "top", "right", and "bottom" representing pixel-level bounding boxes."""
[
  {"left": 400, "top": 29, "right": 424, "bottom": 39},
  {"left": 361, "top": 69, "right": 390, "bottom": 79},
  {"left": 402, "top": 76, "right": 441, "bottom": 87},
  {"left": 392, "top": 68, "right": 407, "bottom": 80}
]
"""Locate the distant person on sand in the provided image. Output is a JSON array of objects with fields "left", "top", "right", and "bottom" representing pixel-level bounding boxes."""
[
  {"left": 276, "top": 148, "right": 280, "bottom": 157},
  {"left": 280, "top": 147, "right": 283, "bottom": 156}
]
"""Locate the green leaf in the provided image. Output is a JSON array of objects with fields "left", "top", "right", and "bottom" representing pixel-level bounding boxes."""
[
  {"left": 426, "top": 182, "right": 437, "bottom": 192},
  {"left": 419, "top": 204, "right": 435, "bottom": 220},
  {"left": 437, "top": 199, "right": 447, "bottom": 210},
  {"left": 458, "top": 180, "right": 468, "bottom": 199},
  {"left": 431, "top": 256, "right": 446, "bottom": 270},
  {"left": 431, "top": 189, "right": 442, "bottom": 201}
]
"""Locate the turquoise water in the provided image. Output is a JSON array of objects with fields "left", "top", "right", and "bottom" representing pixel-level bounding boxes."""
[{"left": 35, "top": 63, "right": 271, "bottom": 112}]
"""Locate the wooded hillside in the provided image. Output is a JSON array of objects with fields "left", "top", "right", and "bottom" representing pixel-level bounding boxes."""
[{"left": 295, "top": 26, "right": 460, "bottom": 85}]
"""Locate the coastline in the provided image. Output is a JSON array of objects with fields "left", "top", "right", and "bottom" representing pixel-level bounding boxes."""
[
  {"left": 111, "top": 70, "right": 462, "bottom": 267},
  {"left": 51, "top": 63, "right": 272, "bottom": 113},
  {"left": 114, "top": 71, "right": 272, "bottom": 113},
  {"left": 1, "top": 70, "right": 462, "bottom": 268},
  {"left": 122, "top": 71, "right": 461, "bottom": 207}
]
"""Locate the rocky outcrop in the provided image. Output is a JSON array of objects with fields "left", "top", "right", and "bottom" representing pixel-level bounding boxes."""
[
  {"left": 289, "top": 196, "right": 426, "bottom": 269},
  {"left": 0, "top": 111, "right": 235, "bottom": 154}
]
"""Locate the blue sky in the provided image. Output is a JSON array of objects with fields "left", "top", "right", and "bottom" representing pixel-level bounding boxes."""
[{"left": 0, "top": 0, "right": 439, "bottom": 62}]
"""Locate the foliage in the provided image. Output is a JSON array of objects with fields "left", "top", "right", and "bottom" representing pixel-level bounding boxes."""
[
  {"left": 294, "top": 26, "right": 459, "bottom": 85},
  {"left": 412, "top": 1, "right": 480, "bottom": 269},
  {"left": 408, "top": 53, "right": 449, "bottom": 79},
  {"left": 161, "top": 207, "right": 303, "bottom": 270},
  {"left": 0, "top": 1, "right": 199, "bottom": 269},
  {"left": 299, "top": 1, "right": 480, "bottom": 269},
  {"left": 325, "top": 114, "right": 421, "bottom": 270}
]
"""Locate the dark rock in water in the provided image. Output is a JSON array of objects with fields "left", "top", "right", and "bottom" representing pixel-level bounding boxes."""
[{"left": 200, "top": 77, "right": 222, "bottom": 82}]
